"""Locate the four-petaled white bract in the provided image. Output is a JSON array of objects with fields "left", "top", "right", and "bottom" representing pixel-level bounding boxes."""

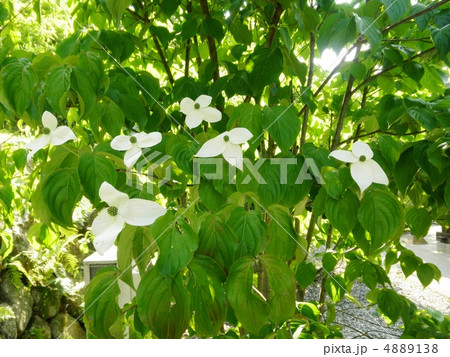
[
  {"left": 329, "top": 140, "right": 389, "bottom": 193},
  {"left": 91, "top": 182, "right": 166, "bottom": 255},
  {"left": 195, "top": 128, "right": 253, "bottom": 171},
  {"left": 26, "top": 111, "right": 76, "bottom": 160},
  {"left": 111, "top": 132, "right": 162, "bottom": 168},
  {"left": 180, "top": 95, "right": 221, "bottom": 129}
]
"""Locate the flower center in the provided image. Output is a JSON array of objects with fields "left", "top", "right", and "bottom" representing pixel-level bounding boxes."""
[
  {"left": 359, "top": 155, "right": 367, "bottom": 162},
  {"left": 194, "top": 103, "right": 200, "bottom": 110},
  {"left": 223, "top": 135, "right": 230, "bottom": 142},
  {"left": 129, "top": 136, "right": 137, "bottom": 144},
  {"left": 42, "top": 127, "right": 51, "bottom": 135},
  {"left": 107, "top": 206, "right": 118, "bottom": 217}
]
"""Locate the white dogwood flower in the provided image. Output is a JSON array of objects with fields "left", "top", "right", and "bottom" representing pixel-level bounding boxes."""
[
  {"left": 329, "top": 140, "right": 389, "bottom": 193},
  {"left": 180, "top": 94, "right": 221, "bottom": 129},
  {"left": 26, "top": 111, "right": 76, "bottom": 160},
  {"left": 111, "top": 132, "right": 162, "bottom": 168},
  {"left": 195, "top": 128, "right": 253, "bottom": 170},
  {"left": 91, "top": 182, "right": 166, "bottom": 255}
]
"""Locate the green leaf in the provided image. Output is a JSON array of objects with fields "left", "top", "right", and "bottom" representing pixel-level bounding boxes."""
[
  {"left": 106, "top": 0, "right": 132, "bottom": 27},
  {"left": 247, "top": 47, "right": 283, "bottom": 94},
  {"left": 160, "top": 0, "right": 181, "bottom": 17},
  {"left": 349, "top": 62, "right": 367, "bottom": 81},
  {"left": 84, "top": 267, "right": 121, "bottom": 338},
  {"left": 1, "top": 59, "right": 37, "bottom": 115},
  {"left": 400, "top": 250, "right": 421, "bottom": 278},
  {"left": 355, "top": 15, "right": 382, "bottom": 49},
  {"left": 199, "top": 179, "right": 226, "bottom": 212},
  {"left": 227, "top": 207, "right": 266, "bottom": 258},
  {"left": 0, "top": 186, "right": 13, "bottom": 211},
  {"left": 225, "top": 256, "right": 269, "bottom": 335},
  {"left": 228, "top": 103, "right": 262, "bottom": 138},
  {"left": 42, "top": 167, "right": 81, "bottom": 227},
  {"left": 12, "top": 149, "right": 27, "bottom": 172},
  {"left": 99, "top": 99, "right": 125, "bottom": 137},
  {"left": 328, "top": 16, "right": 356, "bottom": 53},
  {"left": 325, "top": 190, "right": 360, "bottom": 237},
  {"left": 377, "top": 288, "right": 403, "bottom": 323},
  {"left": 137, "top": 268, "right": 190, "bottom": 339},
  {"left": 380, "top": 0, "right": 410, "bottom": 23},
  {"left": 71, "top": 67, "right": 96, "bottom": 117},
  {"left": 181, "top": 17, "right": 198, "bottom": 41},
  {"left": 406, "top": 207, "right": 432, "bottom": 239},
  {"left": 99, "top": 30, "right": 136, "bottom": 63},
  {"left": 362, "top": 262, "right": 378, "bottom": 290},
  {"left": 411, "top": 3, "right": 433, "bottom": 30},
  {"left": 262, "top": 105, "right": 300, "bottom": 152},
  {"left": 229, "top": 20, "right": 252, "bottom": 45},
  {"left": 394, "top": 147, "right": 418, "bottom": 195},
  {"left": 281, "top": 47, "right": 307, "bottom": 85},
  {"left": 403, "top": 62, "right": 424, "bottom": 84},
  {"left": 202, "top": 18, "right": 224, "bottom": 42},
  {"left": 407, "top": 107, "right": 439, "bottom": 131},
  {"left": 116, "top": 225, "right": 135, "bottom": 289},
  {"left": 0, "top": 3, "right": 8, "bottom": 23},
  {"left": 257, "top": 160, "right": 286, "bottom": 206},
  {"left": 132, "top": 226, "right": 155, "bottom": 276},
  {"left": 322, "top": 252, "right": 338, "bottom": 272},
  {"left": 198, "top": 213, "right": 238, "bottom": 270},
  {"left": 417, "top": 263, "right": 435, "bottom": 288},
  {"left": 45, "top": 65, "right": 71, "bottom": 116},
  {"left": 358, "top": 189, "right": 405, "bottom": 252},
  {"left": 295, "top": 261, "right": 317, "bottom": 290},
  {"left": 152, "top": 212, "right": 198, "bottom": 276},
  {"left": 445, "top": 179, "right": 450, "bottom": 208},
  {"left": 260, "top": 254, "right": 296, "bottom": 325},
  {"left": 302, "top": 143, "right": 334, "bottom": 171},
  {"left": 138, "top": 72, "right": 161, "bottom": 105},
  {"left": 299, "top": 6, "right": 320, "bottom": 32},
  {"left": 280, "top": 155, "right": 313, "bottom": 208},
  {"left": 431, "top": 25, "right": 450, "bottom": 58},
  {"left": 78, "top": 151, "right": 117, "bottom": 205},
  {"left": 116, "top": 95, "right": 146, "bottom": 130},
  {"left": 325, "top": 276, "right": 346, "bottom": 303},
  {"left": 266, "top": 205, "right": 298, "bottom": 262},
  {"left": 378, "top": 135, "right": 401, "bottom": 171},
  {"left": 324, "top": 170, "right": 345, "bottom": 199},
  {"left": 188, "top": 255, "right": 227, "bottom": 337}
]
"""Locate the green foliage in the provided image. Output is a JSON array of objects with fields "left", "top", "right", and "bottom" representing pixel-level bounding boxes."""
[
  {"left": 84, "top": 267, "right": 122, "bottom": 339},
  {"left": 0, "top": 0, "right": 449, "bottom": 340}
]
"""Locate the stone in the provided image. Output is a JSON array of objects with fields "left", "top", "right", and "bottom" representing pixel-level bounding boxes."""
[
  {"left": 22, "top": 316, "right": 52, "bottom": 339},
  {"left": 63, "top": 294, "right": 84, "bottom": 319},
  {"left": 31, "top": 286, "right": 61, "bottom": 320},
  {"left": 0, "top": 303, "right": 17, "bottom": 339},
  {"left": 0, "top": 271, "right": 33, "bottom": 335},
  {"left": 50, "top": 313, "right": 85, "bottom": 339}
]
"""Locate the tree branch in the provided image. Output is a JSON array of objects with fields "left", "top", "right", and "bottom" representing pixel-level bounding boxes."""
[
  {"left": 351, "top": 47, "right": 436, "bottom": 94},
  {"left": 319, "top": 224, "right": 333, "bottom": 316},
  {"left": 300, "top": 32, "right": 315, "bottom": 147},
  {"left": 340, "top": 130, "right": 427, "bottom": 145},
  {"left": 265, "top": 1, "right": 284, "bottom": 48},
  {"left": 353, "top": 86, "right": 369, "bottom": 142},
  {"left": 184, "top": 1, "right": 193, "bottom": 77},
  {"left": 382, "top": 0, "right": 450, "bottom": 34},
  {"left": 244, "top": 1, "right": 284, "bottom": 102},
  {"left": 298, "top": 44, "right": 358, "bottom": 118},
  {"left": 330, "top": 44, "right": 361, "bottom": 150},
  {"left": 199, "top": 0, "right": 219, "bottom": 81},
  {"left": 152, "top": 34, "right": 175, "bottom": 85}
]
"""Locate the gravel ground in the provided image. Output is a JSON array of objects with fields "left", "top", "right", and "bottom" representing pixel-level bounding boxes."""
[{"left": 303, "top": 246, "right": 450, "bottom": 339}]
